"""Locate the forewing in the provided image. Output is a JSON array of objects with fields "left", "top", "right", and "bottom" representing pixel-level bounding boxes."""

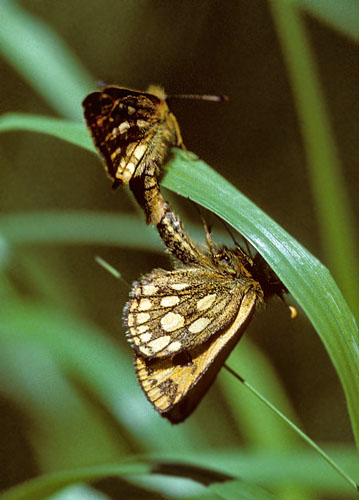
[
  {"left": 135, "top": 290, "right": 258, "bottom": 423},
  {"left": 124, "top": 267, "right": 254, "bottom": 359},
  {"left": 82, "top": 86, "right": 163, "bottom": 184}
]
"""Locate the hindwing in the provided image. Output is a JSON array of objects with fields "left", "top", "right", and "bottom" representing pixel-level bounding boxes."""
[{"left": 135, "top": 290, "right": 258, "bottom": 423}]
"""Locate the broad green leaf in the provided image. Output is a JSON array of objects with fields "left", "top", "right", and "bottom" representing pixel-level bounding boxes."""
[
  {"left": 210, "top": 480, "right": 276, "bottom": 500},
  {"left": 0, "top": 113, "right": 93, "bottom": 151},
  {"left": 0, "top": 113, "right": 358, "bottom": 449},
  {"left": 0, "top": 211, "right": 220, "bottom": 251},
  {"left": 163, "top": 151, "right": 359, "bottom": 449},
  {"left": 148, "top": 448, "right": 358, "bottom": 494},
  {"left": 3, "top": 448, "right": 358, "bottom": 500},
  {"left": 1, "top": 461, "right": 277, "bottom": 500},
  {"left": 0, "top": 463, "right": 151, "bottom": 500}
]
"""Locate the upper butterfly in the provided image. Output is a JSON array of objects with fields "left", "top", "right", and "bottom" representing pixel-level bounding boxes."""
[{"left": 82, "top": 85, "right": 184, "bottom": 189}]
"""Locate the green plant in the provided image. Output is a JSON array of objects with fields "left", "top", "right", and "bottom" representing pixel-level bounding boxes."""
[{"left": 0, "top": 1, "right": 358, "bottom": 499}]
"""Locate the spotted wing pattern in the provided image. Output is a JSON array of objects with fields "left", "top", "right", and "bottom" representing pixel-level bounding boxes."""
[
  {"left": 124, "top": 267, "right": 261, "bottom": 360},
  {"left": 82, "top": 85, "right": 179, "bottom": 187},
  {"left": 135, "top": 289, "right": 258, "bottom": 423}
]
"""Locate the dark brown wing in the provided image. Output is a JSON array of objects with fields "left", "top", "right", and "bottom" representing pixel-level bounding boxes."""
[{"left": 82, "top": 86, "right": 167, "bottom": 184}]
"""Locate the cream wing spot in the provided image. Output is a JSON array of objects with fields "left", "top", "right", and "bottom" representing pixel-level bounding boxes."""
[
  {"left": 126, "top": 162, "right": 136, "bottom": 175},
  {"left": 126, "top": 143, "right": 136, "bottom": 156},
  {"left": 148, "top": 336, "right": 171, "bottom": 352},
  {"left": 134, "top": 144, "right": 147, "bottom": 160},
  {"left": 139, "top": 332, "right": 152, "bottom": 343},
  {"left": 160, "top": 296, "right": 180, "bottom": 307},
  {"left": 129, "top": 300, "right": 138, "bottom": 312},
  {"left": 139, "top": 346, "right": 151, "bottom": 356},
  {"left": 167, "top": 341, "right": 182, "bottom": 353},
  {"left": 170, "top": 283, "right": 189, "bottom": 291},
  {"left": 127, "top": 106, "right": 136, "bottom": 115},
  {"left": 136, "top": 312, "right": 150, "bottom": 324},
  {"left": 127, "top": 313, "right": 134, "bottom": 327},
  {"left": 137, "top": 324, "right": 149, "bottom": 333},
  {"left": 137, "top": 119, "right": 148, "bottom": 128},
  {"left": 142, "top": 284, "right": 158, "bottom": 296},
  {"left": 188, "top": 317, "right": 211, "bottom": 334},
  {"left": 119, "top": 121, "right": 130, "bottom": 134},
  {"left": 197, "top": 294, "right": 216, "bottom": 311},
  {"left": 161, "top": 312, "right": 184, "bottom": 332},
  {"left": 138, "top": 298, "right": 152, "bottom": 311}
]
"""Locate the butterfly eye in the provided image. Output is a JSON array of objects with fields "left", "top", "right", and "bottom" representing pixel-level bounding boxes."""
[{"left": 215, "top": 251, "right": 231, "bottom": 266}]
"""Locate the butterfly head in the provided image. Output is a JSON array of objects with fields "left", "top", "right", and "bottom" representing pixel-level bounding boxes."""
[{"left": 210, "top": 245, "right": 253, "bottom": 278}]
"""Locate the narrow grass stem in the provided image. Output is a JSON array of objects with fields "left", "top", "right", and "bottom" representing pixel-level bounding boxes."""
[{"left": 224, "top": 364, "right": 359, "bottom": 492}]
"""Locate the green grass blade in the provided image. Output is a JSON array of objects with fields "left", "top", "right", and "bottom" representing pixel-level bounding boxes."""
[
  {"left": 0, "top": 113, "right": 93, "bottom": 151},
  {"left": 0, "top": 1, "right": 93, "bottom": 121},
  {"left": 149, "top": 447, "right": 359, "bottom": 494},
  {"left": 0, "top": 461, "right": 277, "bottom": 500},
  {"left": 270, "top": 1, "right": 359, "bottom": 317},
  {"left": 0, "top": 463, "right": 151, "bottom": 500},
  {"left": 1, "top": 115, "right": 358, "bottom": 450},
  {"left": 224, "top": 365, "right": 358, "bottom": 491},
  {"left": 288, "top": 0, "right": 359, "bottom": 40},
  {"left": 220, "top": 343, "right": 314, "bottom": 500},
  {"left": 0, "top": 212, "right": 161, "bottom": 250},
  {"left": 163, "top": 151, "right": 359, "bottom": 450},
  {"left": 221, "top": 342, "right": 300, "bottom": 450},
  {"left": 209, "top": 480, "right": 276, "bottom": 500},
  {"left": 0, "top": 211, "right": 217, "bottom": 251},
  {"left": 4, "top": 447, "right": 358, "bottom": 500}
]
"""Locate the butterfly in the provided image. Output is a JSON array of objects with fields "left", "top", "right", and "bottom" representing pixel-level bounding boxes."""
[
  {"left": 82, "top": 85, "right": 184, "bottom": 225},
  {"left": 124, "top": 234, "right": 288, "bottom": 423}
]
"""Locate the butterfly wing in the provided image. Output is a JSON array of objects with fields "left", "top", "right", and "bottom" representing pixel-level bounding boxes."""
[
  {"left": 124, "top": 267, "right": 260, "bottom": 359},
  {"left": 135, "top": 289, "right": 258, "bottom": 423},
  {"left": 83, "top": 86, "right": 175, "bottom": 185}
]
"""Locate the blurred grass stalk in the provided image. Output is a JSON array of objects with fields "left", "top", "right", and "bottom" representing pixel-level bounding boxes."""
[
  {"left": 270, "top": 1, "right": 359, "bottom": 319},
  {"left": 0, "top": 0, "right": 94, "bottom": 121}
]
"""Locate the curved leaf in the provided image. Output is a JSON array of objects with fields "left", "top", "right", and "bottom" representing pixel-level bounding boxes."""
[
  {"left": 163, "top": 151, "right": 359, "bottom": 449},
  {"left": 1, "top": 113, "right": 358, "bottom": 450},
  {"left": 0, "top": 113, "right": 93, "bottom": 151},
  {"left": 1, "top": 461, "right": 277, "bottom": 500}
]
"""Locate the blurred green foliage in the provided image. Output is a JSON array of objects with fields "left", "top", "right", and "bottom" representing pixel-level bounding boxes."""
[{"left": 0, "top": 1, "right": 358, "bottom": 499}]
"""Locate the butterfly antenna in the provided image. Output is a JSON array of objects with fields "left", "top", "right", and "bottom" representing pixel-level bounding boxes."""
[
  {"left": 189, "top": 202, "right": 216, "bottom": 255},
  {"left": 167, "top": 94, "right": 228, "bottom": 103}
]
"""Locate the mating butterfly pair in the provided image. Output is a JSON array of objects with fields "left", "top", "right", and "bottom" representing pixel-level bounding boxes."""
[{"left": 83, "top": 85, "right": 289, "bottom": 423}]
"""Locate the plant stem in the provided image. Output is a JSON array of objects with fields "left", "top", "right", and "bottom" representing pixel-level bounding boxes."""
[{"left": 224, "top": 364, "right": 359, "bottom": 492}]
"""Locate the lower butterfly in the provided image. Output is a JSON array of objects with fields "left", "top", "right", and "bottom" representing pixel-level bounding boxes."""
[{"left": 124, "top": 237, "right": 288, "bottom": 423}]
